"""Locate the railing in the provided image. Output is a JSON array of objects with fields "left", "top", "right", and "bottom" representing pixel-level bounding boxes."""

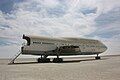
[{"left": 9, "top": 50, "right": 21, "bottom": 64}]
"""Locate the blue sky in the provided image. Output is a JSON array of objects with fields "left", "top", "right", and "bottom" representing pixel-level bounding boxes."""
[{"left": 0, "top": 0, "right": 120, "bottom": 58}]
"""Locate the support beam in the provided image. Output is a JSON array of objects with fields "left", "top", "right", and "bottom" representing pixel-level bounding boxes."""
[
  {"left": 9, "top": 51, "right": 21, "bottom": 64},
  {"left": 95, "top": 54, "right": 101, "bottom": 60}
]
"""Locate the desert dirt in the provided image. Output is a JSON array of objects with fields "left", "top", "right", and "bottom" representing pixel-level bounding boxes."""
[{"left": 0, "top": 55, "right": 120, "bottom": 80}]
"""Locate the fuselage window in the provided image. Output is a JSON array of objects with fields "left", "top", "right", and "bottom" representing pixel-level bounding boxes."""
[
  {"left": 73, "top": 46, "right": 79, "bottom": 48},
  {"left": 42, "top": 42, "right": 54, "bottom": 44},
  {"left": 91, "top": 45, "right": 94, "bottom": 47},
  {"left": 62, "top": 46, "right": 65, "bottom": 49},
  {"left": 33, "top": 42, "right": 54, "bottom": 45},
  {"left": 33, "top": 42, "right": 41, "bottom": 44}
]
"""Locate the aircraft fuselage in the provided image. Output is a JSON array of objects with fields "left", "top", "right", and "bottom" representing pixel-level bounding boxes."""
[{"left": 21, "top": 35, "right": 107, "bottom": 56}]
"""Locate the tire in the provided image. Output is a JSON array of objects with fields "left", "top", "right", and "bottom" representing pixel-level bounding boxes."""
[
  {"left": 95, "top": 56, "right": 101, "bottom": 60},
  {"left": 37, "top": 58, "right": 41, "bottom": 63},
  {"left": 44, "top": 58, "right": 50, "bottom": 62},
  {"left": 53, "top": 58, "right": 63, "bottom": 63},
  {"left": 37, "top": 58, "right": 50, "bottom": 63}
]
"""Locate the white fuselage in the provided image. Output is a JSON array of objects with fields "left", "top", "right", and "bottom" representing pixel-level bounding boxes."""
[{"left": 21, "top": 35, "right": 107, "bottom": 56}]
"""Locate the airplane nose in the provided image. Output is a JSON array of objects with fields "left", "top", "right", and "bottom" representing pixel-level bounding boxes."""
[{"left": 104, "top": 45, "right": 107, "bottom": 52}]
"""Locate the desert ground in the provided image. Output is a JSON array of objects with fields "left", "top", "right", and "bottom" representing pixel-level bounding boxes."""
[{"left": 0, "top": 55, "right": 120, "bottom": 80}]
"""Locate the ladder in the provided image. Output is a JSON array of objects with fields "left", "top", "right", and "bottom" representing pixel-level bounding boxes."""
[{"left": 9, "top": 50, "right": 21, "bottom": 64}]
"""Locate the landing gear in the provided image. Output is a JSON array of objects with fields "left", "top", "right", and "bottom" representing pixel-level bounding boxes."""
[
  {"left": 53, "top": 58, "right": 63, "bottom": 63},
  {"left": 37, "top": 55, "right": 50, "bottom": 63},
  {"left": 53, "top": 55, "right": 63, "bottom": 63},
  {"left": 95, "top": 54, "right": 101, "bottom": 60},
  {"left": 37, "top": 58, "right": 50, "bottom": 63}
]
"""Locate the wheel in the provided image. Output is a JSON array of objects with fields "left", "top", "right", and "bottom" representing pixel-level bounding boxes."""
[
  {"left": 37, "top": 58, "right": 41, "bottom": 63},
  {"left": 44, "top": 58, "right": 50, "bottom": 62},
  {"left": 37, "top": 58, "right": 50, "bottom": 63},
  {"left": 53, "top": 58, "right": 63, "bottom": 63},
  {"left": 95, "top": 56, "right": 101, "bottom": 60}
]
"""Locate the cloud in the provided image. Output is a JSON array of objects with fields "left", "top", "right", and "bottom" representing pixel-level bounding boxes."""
[
  {"left": 0, "top": 0, "right": 120, "bottom": 57},
  {"left": 95, "top": 7, "right": 120, "bottom": 26},
  {"left": 0, "top": 0, "right": 97, "bottom": 37}
]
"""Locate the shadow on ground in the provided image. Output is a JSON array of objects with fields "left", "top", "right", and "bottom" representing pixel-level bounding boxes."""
[{"left": 8, "top": 57, "right": 109, "bottom": 65}]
